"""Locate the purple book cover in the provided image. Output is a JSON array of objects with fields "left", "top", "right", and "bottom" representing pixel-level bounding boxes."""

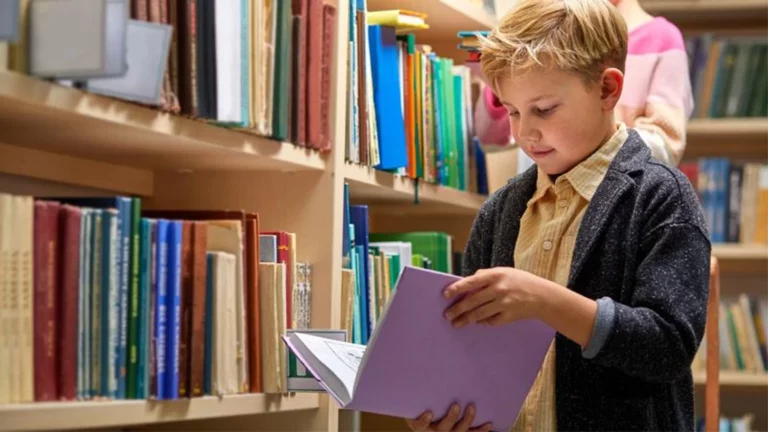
[{"left": 284, "top": 266, "right": 555, "bottom": 430}]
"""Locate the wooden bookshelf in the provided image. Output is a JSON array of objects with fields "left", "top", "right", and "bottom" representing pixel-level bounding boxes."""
[
  {"left": 711, "top": 244, "right": 768, "bottom": 273},
  {"left": 694, "top": 371, "right": 768, "bottom": 389},
  {"left": 642, "top": 0, "right": 768, "bottom": 28},
  {"left": 0, "top": 393, "right": 320, "bottom": 432},
  {"left": 365, "top": 0, "right": 497, "bottom": 42},
  {"left": 343, "top": 162, "right": 487, "bottom": 215},
  {"left": 712, "top": 244, "right": 768, "bottom": 261},
  {"left": 685, "top": 118, "right": 768, "bottom": 160},
  {"left": 0, "top": 71, "right": 327, "bottom": 175}
]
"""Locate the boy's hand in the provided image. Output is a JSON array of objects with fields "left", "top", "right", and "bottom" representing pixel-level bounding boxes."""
[
  {"left": 443, "top": 267, "right": 545, "bottom": 328},
  {"left": 405, "top": 404, "right": 493, "bottom": 432}
]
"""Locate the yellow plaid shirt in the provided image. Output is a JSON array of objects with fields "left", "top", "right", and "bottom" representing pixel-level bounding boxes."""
[{"left": 510, "top": 123, "right": 628, "bottom": 432}]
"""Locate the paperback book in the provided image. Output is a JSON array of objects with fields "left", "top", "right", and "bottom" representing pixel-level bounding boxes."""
[{"left": 282, "top": 266, "right": 555, "bottom": 430}]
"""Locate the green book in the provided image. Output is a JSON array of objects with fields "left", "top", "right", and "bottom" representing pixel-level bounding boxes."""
[
  {"left": 370, "top": 232, "right": 453, "bottom": 273},
  {"left": 126, "top": 197, "right": 141, "bottom": 399}
]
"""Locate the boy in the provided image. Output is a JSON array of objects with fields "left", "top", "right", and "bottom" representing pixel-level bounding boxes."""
[
  {"left": 474, "top": 0, "right": 694, "bottom": 168},
  {"left": 406, "top": 0, "right": 710, "bottom": 431}
]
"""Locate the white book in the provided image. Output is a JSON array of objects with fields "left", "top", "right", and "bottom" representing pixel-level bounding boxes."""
[
  {"left": 214, "top": 0, "right": 242, "bottom": 124},
  {"left": 0, "top": 194, "right": 10, "bottom": 404},
  {"left": 16, "top": 195, "right": 34, "bottom": 402}
]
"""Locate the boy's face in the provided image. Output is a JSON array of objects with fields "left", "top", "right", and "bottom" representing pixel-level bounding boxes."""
[{"left": 495, "top": 66, "right": 623, "bottom": 175}]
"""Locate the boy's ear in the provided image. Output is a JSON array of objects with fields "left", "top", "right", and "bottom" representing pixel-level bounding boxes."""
[{"left": 600, "top": 67, "right": 624, "bottom": 111}]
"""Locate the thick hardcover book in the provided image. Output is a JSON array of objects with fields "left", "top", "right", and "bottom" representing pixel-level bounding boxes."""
[
  {"left": 33, "top": 200, "right": 60, "bottom": 401},
  {"left": 283, "top": 266, "right": 555, "bottom": 431},
  {"left": 58, "top": 205, "right": 82, "bottom": 400}
]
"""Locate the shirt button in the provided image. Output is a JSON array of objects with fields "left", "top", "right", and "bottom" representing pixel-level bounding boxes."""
[
  {"left": 542, "top": 240, "right": 553, "bottom": 251},
  {"left": 558, "top": 200, "right": 568, "bottom": 208}
]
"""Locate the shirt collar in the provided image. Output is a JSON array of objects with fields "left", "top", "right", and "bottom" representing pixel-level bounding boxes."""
[{"left": 530, "top": 123, "right": 628, "bottom": 204}]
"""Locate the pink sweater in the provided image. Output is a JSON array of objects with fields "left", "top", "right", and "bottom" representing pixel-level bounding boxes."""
[{"left": 474, "top": 17, "right": 694, "bottom": 166}]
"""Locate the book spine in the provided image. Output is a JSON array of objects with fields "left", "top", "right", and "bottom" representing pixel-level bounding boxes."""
[
  {"left": 319, "top": 3, "right": 336, "bottom": 150},
  {"left": 154, "top": 220, "right": 169, "bottom": 399},
  {"left": 203, "top": 253, "right": 214, "bottom": 395},
  {"left": 135, "top": 219, "right": 150, "bottom": 399},
  {"left": 178, "top": 222, "right": 193, "bottom": 398},
  {"left": 59, "top": 206, "right": 81, "bottom": 400},
  {"left": 33, "top": 201, "right": 59, "bottom": 401},
  {"left": 127, "top": 198, "right": 141, "bottom": 398},
  {"left": 190, "top": 222, "right": 208, "bottom": 397},
  {"left": 117, "top": 198, "right": 131, "bottom": 399},
  {"left": 77, "top": 209, "right": 91, "bottom": 400},
  {"left": 165, "top": 221, "right": 182, "bottom": 399}
]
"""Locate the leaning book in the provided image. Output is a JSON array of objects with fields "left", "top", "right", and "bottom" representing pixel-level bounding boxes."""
[{"left": 282, "top": 266, "right": 555, "bottom": 431}]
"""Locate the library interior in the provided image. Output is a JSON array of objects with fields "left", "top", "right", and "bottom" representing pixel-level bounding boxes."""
[{"left": 0, "top": 0, "right": 766, "bottom": 431}]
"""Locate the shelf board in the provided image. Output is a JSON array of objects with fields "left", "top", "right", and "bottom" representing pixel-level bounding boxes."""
[
  {"left": 642, "top": 0, "right": 768, "bottom": 26},
  {"left": 711, "top": 244, "right": 768, "bottom": 273},
  {"left": 0, "top": 71, "right": 327, "bottom": 174},
  {"left": 694, "top": 371, "right": 768, "bottom": 389},
  {"left": 712, "top": 244, "right": 768, "bottom": 261},
  {"left": 365, "top": 0, "right": 497, "bottom": 43},
  {"left": 685, "top": 118, "right": 768, "bottom": 161},
  {"left": 0, "top": 393, "right": 320, "bottom": 431},
  {"left": 343, "top": 163, "right": 487, "bottom": 215}
]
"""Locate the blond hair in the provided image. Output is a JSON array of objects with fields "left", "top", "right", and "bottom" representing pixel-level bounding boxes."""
[{"left": 480, "top": 0, "right": 627, "bottom": 89}]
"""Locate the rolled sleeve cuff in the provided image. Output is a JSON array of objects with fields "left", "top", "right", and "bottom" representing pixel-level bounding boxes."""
[{"left": 582, "top": 297, "right": 616, "bottom": 359}]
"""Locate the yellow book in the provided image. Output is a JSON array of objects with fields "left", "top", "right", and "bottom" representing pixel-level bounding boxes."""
[{"left": 367, "top": 9, "right": 429, "bottom": 31}]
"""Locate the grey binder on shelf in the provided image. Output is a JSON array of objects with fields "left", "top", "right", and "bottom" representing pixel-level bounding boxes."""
[
  {"left": 0, "top": 0, "right": 20, "bottom": 42},
  {"left": 85, "top": 19, "right": 173, "bottom": 106},
  {"left": 28, "top": 0, "right": 128, "bottom": 79}
]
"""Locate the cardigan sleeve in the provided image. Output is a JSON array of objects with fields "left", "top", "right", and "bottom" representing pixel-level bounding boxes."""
[{"left": 586, "top": 173, "right": 711, "bottom": 382}]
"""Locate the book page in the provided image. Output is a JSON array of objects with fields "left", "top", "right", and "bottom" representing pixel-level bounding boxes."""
[{"left": 294, "top": 333, "right": 365, "bottom": 404}]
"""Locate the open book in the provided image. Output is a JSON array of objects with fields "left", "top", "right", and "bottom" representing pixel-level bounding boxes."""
[{"left": 282, "top": 266, "right": 555, "bottom": 430}]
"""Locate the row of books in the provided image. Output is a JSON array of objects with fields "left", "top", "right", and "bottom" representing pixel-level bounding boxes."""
[
  {"left": 0, "top": 193, "right": 310, "bottom": 405},
  {"left": 678, "top": 159, "right": 768, "bottom": 244},
  {"left": 692, "top": 294, "right": 768, "bottom": 374},
  {"left": 0, "top": 0, "right": 338, "bottom": 151},
  {"left": 347, "top": 3, "right": 480, "bottom": 193},
  {"left": 341, "top": 183, "right": 458, "bottom": 344},
  {"left": 696, "top": 414, "right": 756, "bottom": 432},
  {"left": 686, "top": 34, "right": 768, "bottom": 119}
]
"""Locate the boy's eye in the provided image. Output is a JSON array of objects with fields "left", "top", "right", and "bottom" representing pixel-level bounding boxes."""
[
  {"left": 535, "top": 106, "right": 556, "bottom": 116},
  {"left": 508, "top": 110, "right": 520, "bottom": 117}
]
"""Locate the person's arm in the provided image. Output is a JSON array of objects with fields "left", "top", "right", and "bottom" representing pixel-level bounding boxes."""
[
  {"left": 473, "top": 86, "right": 512, "bottom": 146},
  {"left": 575, "top": 174, "right": 710, "bottom": 383},
  {"left": 623, "top": 26, "right": 693, "bottom": 166}
]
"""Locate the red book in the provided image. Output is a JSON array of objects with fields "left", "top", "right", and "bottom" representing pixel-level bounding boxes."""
[
  {"left": 58, "top": 205, "right": 82, "bottom": 400},
  {"left": 33, "top": 200, "right": 61, "bottom": 401}
]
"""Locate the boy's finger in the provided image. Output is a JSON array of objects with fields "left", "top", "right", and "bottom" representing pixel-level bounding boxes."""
[
  {"left": 444, "top": 271, "right": 495, "bottom": 299},
  {"left": 452, "top": 302, "right": 500, "bottom": 328},
  {"left": 454, "top": 404, "right": 476, "bottom": 432},
  {"left": 411, "top": 412, "right": 432, "bottom": 431},
  {"left": 444, "top": 288, "right": 494, "bottom": 322},
  {"left": 435, "top": 403, "right": 461, "bottom": 432}
]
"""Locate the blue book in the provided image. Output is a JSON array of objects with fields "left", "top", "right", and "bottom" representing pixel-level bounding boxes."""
[
  {"left": 368, "top": 25, "right": 408, "bottom": 171},
  {"left": 203, "top": 253, "right": 214, "bottom": 395},
  {"left": 165, "top": 221, "right": 183, "bottom": 399},
  {"left": 349, "top": 205, "right": 370, "bottom": 343},
  {"left": 154, "top": 219, "right": 170, "bottom": 399}
]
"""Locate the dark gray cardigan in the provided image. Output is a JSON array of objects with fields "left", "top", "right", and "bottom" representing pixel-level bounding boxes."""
[{"left": 462, "top": 129, "right": 711, "bottom": 431}]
